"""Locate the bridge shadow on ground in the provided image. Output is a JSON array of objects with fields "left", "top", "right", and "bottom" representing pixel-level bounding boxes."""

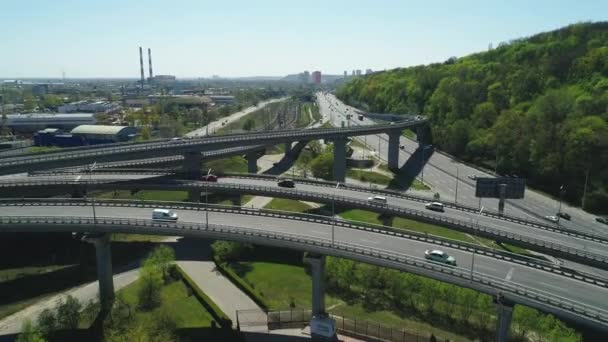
[
  {"left": 387, "top": 146, "right": 434, "bottom": 191},
  {"left": 262, "top": 141, "right": 308, "bottom": 176}
]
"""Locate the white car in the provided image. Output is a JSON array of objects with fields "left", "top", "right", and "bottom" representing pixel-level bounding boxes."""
[
  {"left": 367, "top": 195, "right": 387, "bottom": 204},
  {"left": 425, "top": 202, "right": 444, "bottom": 212},
  {"left": 170, "top": 137, "right": 182, "bottom": 142},
  {"left": 544, "top": 215, "right": 559, "bottom": 223},
  {"left": 424, "top": 249, "right": 456, "bottom": 266}
]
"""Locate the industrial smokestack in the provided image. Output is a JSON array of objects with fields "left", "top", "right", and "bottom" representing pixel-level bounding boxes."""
[
  {"left": 139, "top": 46, "right": 145, "bottom": 86},
  {"left": 148, "top": 48, "right": 154, "bottom": 80}
]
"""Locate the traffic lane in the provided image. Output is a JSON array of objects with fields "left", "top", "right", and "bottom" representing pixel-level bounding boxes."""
[
  {"left": 219, "top": 177, "right": 608, "bottom": 256},
  {"left": 321, "top": 94, "right": 594, "bottom": 228},
  {"left": 8, "top": 204, "right": 608, "bottom": 312}
]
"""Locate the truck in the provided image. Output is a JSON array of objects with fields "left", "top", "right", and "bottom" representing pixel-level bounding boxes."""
[{"left": 310, "top": 315, "right": 337, "bottom": 340}]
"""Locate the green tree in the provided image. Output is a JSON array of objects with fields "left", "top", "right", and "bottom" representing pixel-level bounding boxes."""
[
  {"left": 36, "top": 309, "right": 56, "bottom": 337},
  {"left": 211, "top": 241, "right": 253, "bottom": 263},
  {"left": 17, "top": 320, "right": 46, "bottom": 342},
  {"left": 23, "top": 94, "right": 37, "bottom": 111},
  {"left": 55, "top": 295, "right": 82, "bottom": 329},
  {"left": 146, "top": 245, "right": 176, "bottom": 283},
  {"left": 138, "top": 263, "right": 163, "bottom": 310},
  {"left": 242, "top": 117, "right": 256, "bottom": 131}
]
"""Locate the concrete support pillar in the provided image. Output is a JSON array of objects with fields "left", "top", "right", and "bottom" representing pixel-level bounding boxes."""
[
  {"left": 494, "top": 295, "right": 514, "bottom": 342},
  {"left": 332, "top": 137, "right": 347, "bottom": 183},
  {"left": 85, "top": 233, "right": 114, "bottom": 311},
  {"left": 183, "top": 152, "right": 202, "bottom": 202},
  {"left": 246, "top": 151, "right": 258, "bottom": 174},
  {"left": 416, "top": 124, "right": 431, "bottom": 147},
  {"left": 388, "top": 130, "right": 401, "bottom": 171},
  {"left": 498, "top": 183, "right": 507, "bottom": 216},
  {"left": 183, "top": 151, "right": 203, "bottom": 178},
  {"left": 305, "top": 254, "right": 326, "bottom": 316}
]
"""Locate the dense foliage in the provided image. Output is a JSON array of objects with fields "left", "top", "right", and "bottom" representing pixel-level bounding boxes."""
[
  {"left": 337, "top": 22, "right": 608, "bottom": 212},
  {"left": 325, "top": 257, "right": 581, "bottom": 341}
]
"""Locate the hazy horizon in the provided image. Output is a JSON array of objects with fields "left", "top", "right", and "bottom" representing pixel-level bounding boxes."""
[{"left": 2, "top": 0, "right": 607, "bottom": 78}]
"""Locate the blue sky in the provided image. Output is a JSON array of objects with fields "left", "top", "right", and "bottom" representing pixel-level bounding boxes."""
[{"left": 1, "top": 0, "right": 606, "bottom": 78}]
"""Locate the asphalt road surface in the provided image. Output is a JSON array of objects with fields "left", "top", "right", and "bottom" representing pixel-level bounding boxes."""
[{"left": 3, "top": 203, "right": 608, "bottom": 317}]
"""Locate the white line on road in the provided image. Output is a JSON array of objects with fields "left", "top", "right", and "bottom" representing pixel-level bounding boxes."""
[
  {"left": 359, "top": 238, "right": 380, "bottom": 244},
  {"left": 505, "top": 267, "right": 515, "bottom": 281}
]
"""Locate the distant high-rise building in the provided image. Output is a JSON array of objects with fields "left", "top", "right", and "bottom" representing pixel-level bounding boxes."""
[
  {"left": 351, "top": 70, "right": 355, "bottom": 76},
  {"left": 365, "top": 69, "right": 373, "bottom": 75},
  {"left": 299, "top": 71, "right": 310, "bottom": 83},
  {"left": 344, "top": 71, "right": 347, "bottom": 78},
  {"left": 355, "top": 69, "right": 362, "bottom": 76},
  {"left": 312, "top": 71, "right": 322, "bottom": 84}
]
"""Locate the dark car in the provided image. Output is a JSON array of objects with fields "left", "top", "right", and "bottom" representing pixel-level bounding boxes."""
[
  {"left": 201, "top": 174, "right": 218, "bottom": 182},
  {"left": 597, "top": 217, "right": 608, "bottom": 225},
  {"left": 557, "top": 212, "right": 571, "bottom": 221},
  {"left": 278, "top": 179, "right": 295, "bottom": 188}
]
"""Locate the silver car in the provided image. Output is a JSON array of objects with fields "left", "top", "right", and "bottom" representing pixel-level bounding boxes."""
[{"left": 424, "top": 249, "right": 456, "bottom": 266}]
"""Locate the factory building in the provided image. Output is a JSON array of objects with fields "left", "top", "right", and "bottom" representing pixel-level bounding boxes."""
[
  {"left": 35, "top": 125, "right": 137, "bottom": 147},
  {"left": 58, "top": 100, "right": 122, "bottom": 114},
  {"left": 5, "top": 113, "right": 96, "bottom": 133}
]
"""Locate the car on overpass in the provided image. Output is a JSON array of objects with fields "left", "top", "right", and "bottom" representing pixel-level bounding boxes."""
[
  {"left": 425, "top": 202, "right": 444, "bottom": 212},
  {"left": 545, "top": 215, "right": 559, "bottom": 223},
  {"left": 557, "top": 212, "right": 571, "bottom": 221},
  {"left": 152, "top": 209, "right": 178, "bottom": 221},
  {"left": 201, "top": 174, "right": 218, "bottom": 182},
  {"left": 278, "top": 179, "right": 295, "bottom": 188},
  {"left": 596, "top": 217, "right": 608, "bottom": 225},
  {"left": 367, "top": 195, "right": 387, "bottom": 204},
  {"left": 424, "top": 249, "right": 456, "bottom": 266}
]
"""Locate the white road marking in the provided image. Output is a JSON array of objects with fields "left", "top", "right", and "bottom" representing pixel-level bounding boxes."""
[
  {"left": 505, "top": 267, "right": 515, "bottom": 281},
  {"left": 359, "top": 238, "right": 379, "bottom": 244},
  {"left": 311, "top": 230, "right": 328, "bottom": 235},
  {"left": 75, "top": 175, "right": 82, "bottom": 182}
]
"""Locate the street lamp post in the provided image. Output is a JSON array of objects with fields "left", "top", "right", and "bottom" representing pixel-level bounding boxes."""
[
  {"left": 455, "top": 167, "right": 459, "bottom": 203},
  {"left": 89, "top": 162, "right": 97, "bottom": 225},
  {"left": 206, "top": 168, "right": 212, "bottom": 228},
  {"left": 557, "top": 185, "right": 565, "bottom": 225},
  {"left": 470, "top": 206, "right": 484, "bottom": 282},
  {"left": 332, "top": 182, "right": 340, "bottom": 247}
]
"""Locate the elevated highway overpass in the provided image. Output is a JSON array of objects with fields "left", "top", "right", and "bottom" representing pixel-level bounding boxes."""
[
  {"left": 0, "top": 117, "right": 429, "bottom": 181},
  {"left": 1, "top": 175, "right": 607, "bottom": 273},
  {"left": 0, "top": 201, "right": 607, "bottom": 337}
]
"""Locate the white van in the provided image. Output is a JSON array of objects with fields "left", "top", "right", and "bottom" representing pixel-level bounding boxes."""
[
  {"left": 367, "top": 195, "right": 387, "bottom": 204},
  {"left": 425, "top": 202, "right": 444, "bottom": 212},
  {"left": 152, "top": 209, "right": 178, "bottom": 221}
]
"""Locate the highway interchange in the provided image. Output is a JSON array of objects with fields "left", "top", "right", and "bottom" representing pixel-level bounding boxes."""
[
  {"left": 317, "top": 92, "right": 608, "bottom": 236},
  {"left": 0, "top": 94, "right": 607, "bottom": 331}
]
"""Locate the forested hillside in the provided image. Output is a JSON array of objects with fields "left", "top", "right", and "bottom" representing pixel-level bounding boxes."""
[{"left": 337, "top": 22, "right": 608, "bottom": 212}]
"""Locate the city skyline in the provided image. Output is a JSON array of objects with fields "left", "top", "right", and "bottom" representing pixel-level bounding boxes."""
[{"left": 1, "top": 0, "right": 607, "bottom": 78}]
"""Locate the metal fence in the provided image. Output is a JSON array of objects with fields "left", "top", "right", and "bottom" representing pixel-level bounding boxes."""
[{"left": 238, "top": 309, "right": 444, "bottom": 342}]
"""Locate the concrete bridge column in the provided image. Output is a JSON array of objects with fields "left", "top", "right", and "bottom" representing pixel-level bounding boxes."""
[
  {"left": 84, "top": 233, "right": 114, "bottom": 311},
  {"left": 416, "top": 124, "right": 432, "bottom": 147},
  {"left": 246, "top": 151, "right": 258, "bottom": 174},
  {"left": 388, "top": 129, "right": 401, "bottom": 170},
  {"left": 183, "top": 152, "right": 203, "bottom": 201},
  {"left": 332, "top": 137, "right": 347, "bottom": 183},
  {"left": 305, "top": 254, "right": 326, "bottom": 316},
  {"left": 494, "top": 294, "right": 514, "bottom": 342}
]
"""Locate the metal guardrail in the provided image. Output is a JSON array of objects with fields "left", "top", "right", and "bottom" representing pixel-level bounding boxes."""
[
  {"left": 3, "top": 178, "right": 606, "bottom": 269},
  {"left": 222, "top": 173, "right": 608, "bottom": 245},
  {"left": 18, "top": 170, "right": 608, "bottom": 248},
  {"left": 0, "top": 197, "right": 606, "bottom": 288},
  {"left": 0, "top": 118, "right": 427, "bottom": 168},
  {"left": 1, "top": 213, "right": 607, "bottom": 329}
]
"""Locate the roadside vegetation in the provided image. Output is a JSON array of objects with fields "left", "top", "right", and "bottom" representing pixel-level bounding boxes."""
[
  {"left": 211, "top": 241, "right": 580, "bottom": 342},
  {"left": 16, "top": 246, "right": 228, "bottom": 342},
  {"left": 338, "top": 22, "right": 608, "bottom": 213}
]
